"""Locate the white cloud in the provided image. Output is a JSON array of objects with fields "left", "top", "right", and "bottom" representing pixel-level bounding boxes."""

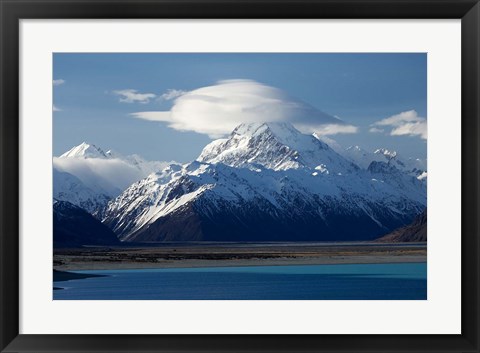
[
  {"left": 371, "top": 110, "right": 427, "bottom": 140},
  {"left": 53, "top": 157, "right": 143, "bottom": 193},
  {"left": 374, "top": 110, "right": 424, "bottom": 126},
  {"left": 160, "top": 89, "right": 187, "bottom": 101},
  {"left": 113, "top": 89, "right": 156, "bottom": 104},
  {"left": 131, "top": 111, "right": 171, "bottom": 122},
  {"left": 391, "top": 122, "right": 427, "bottom": 139},
  {"left": 132, "top": 79, "right": 357, "bottom": 138},
  {"left": 302, "top": 123, "right": 358, "bottom": 135},
  {"left": 369, "top": 127, "right": 384, "bottom": 133},
  {"left": 53, "top": 79, "right": 65, "bottom": 111}
]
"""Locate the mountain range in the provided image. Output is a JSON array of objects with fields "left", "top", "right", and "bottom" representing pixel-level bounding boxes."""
[
  {"left": 342, "top": 145, "right": 427, "bottom": 178},
  {"left": 94, "top": 122, "right": 427, "bottom": 242}
]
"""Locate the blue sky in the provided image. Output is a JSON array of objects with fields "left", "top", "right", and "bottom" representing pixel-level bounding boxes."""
[{"left": 53, "top": 53, "right": 427, "bottom": 162}]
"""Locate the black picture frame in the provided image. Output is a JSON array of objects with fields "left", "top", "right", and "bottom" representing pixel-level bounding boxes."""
[{"left": 1, "top": 0, "right": 479, "bottom": 352}]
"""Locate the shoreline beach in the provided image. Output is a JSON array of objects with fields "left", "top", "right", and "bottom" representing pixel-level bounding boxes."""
[{"left": 53, "top": 242, "right": 427, "bottom": 271}]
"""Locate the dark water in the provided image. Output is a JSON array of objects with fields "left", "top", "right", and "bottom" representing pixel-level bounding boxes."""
[{"left": 53, "top": 262, "right": 427, "bottom": 300}]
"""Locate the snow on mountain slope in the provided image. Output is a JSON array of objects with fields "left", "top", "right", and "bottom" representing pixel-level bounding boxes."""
[
  {"left": 60, "top": 142, "right": 109, "bottom": 159},
  {"left": 374, "top": 148, "right": 426, "bottom": 174},
  {"left": 342, "top": 146, "right": 377, "bottom": 169},
  {"left": 103, "top": 122, "right": 426, "bottom": 242},
  {"left": 54, "top": 142, "right": 178, "bottom": 214},
  {"left": 53, "top": 169, "right": 111, "bottom": 214},
  {"left": 417, "top": 171, "right": 428, "bottom": 181},
  {"left": 343, "top": 145, "right": 427, "bottom": 177},
  {"left": 198, "top": 122, "right": 359, "bottom": 174}
]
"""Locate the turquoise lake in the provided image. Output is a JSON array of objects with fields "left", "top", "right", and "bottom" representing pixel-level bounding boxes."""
[{"left": 53, "top": 262, "right": 427, "bottom": 300}]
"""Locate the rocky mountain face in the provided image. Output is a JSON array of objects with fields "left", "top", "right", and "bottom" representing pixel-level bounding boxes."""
[
  {"left": 377, "top": 208, "right": 427, "bottom": 242},
  {"left": 102, "top": 122, "right": 426, "bottom": 242},
  {"left": 53, "top": 200, "right": 120, "bottom": 247}
]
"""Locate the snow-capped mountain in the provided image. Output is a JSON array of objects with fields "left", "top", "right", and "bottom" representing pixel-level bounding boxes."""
[
  {"left": 373, "top": 148, "right": 427, "bottom": 175},
  {"left": 198, "top": 122, "right": 359, "bottom": 173},
  {"left": 53, "top": 142, "right": 177, "bottom": 214},
  {"left": 60, "top": 142, "right": 109, "bottom": 159},
  {"left": 53, "top": 169, "right": 111, "bottom": 214},
  {"left": 103, "top": 122, "right": 426, "bottom": 242},
  {"left": 343, "top": 145, "right": 427, "bottom": 179},
  {"left": 58, "top": 142, "right": 175, "bottom": 178}
]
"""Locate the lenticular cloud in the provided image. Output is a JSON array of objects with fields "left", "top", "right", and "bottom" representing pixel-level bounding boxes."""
[{"left": 132, "top": 79, "right": 357, "bottom": 138}]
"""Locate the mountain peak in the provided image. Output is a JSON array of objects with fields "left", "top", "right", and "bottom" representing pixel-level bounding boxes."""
[
  {"left": 105, "top": 149, "right": 118, "bottom": 158},
  {"left": 230, "top": 121, "right": 329, "bottom": 152},
  {"left": 374, "top": 148, "right": 397, "bottom": 159},
  {"left": 232, "top": 121, "right": 299, "bottom": 138},
  {"left": 197, "top": 121, "right": 358, "bottom": 173},
  {"left": 59, "top": 142, "right": 109, "bottom": 159}
]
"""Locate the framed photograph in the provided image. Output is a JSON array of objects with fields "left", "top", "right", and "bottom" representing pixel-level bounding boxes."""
[{"left": 1, "top": 0, "right": 479, "bottom": 352}]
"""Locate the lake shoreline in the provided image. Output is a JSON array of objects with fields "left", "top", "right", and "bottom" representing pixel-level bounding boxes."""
[
  {"left": 54, "top": 242, "right": 427, "bottom": 271},
  {"left": 53, "top": 269, "right": 108, "bottom": 287},
  {"left": 53, "top": 262, "right": 428, "bottom": 300}
]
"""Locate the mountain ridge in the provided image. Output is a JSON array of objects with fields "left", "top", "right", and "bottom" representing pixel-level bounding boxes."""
[
  {"left": 102, "top": 122, "right": 426, "bottom": 242},
  {"left": 377, "top": 208, "right": 427, "bottom": 242}
]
